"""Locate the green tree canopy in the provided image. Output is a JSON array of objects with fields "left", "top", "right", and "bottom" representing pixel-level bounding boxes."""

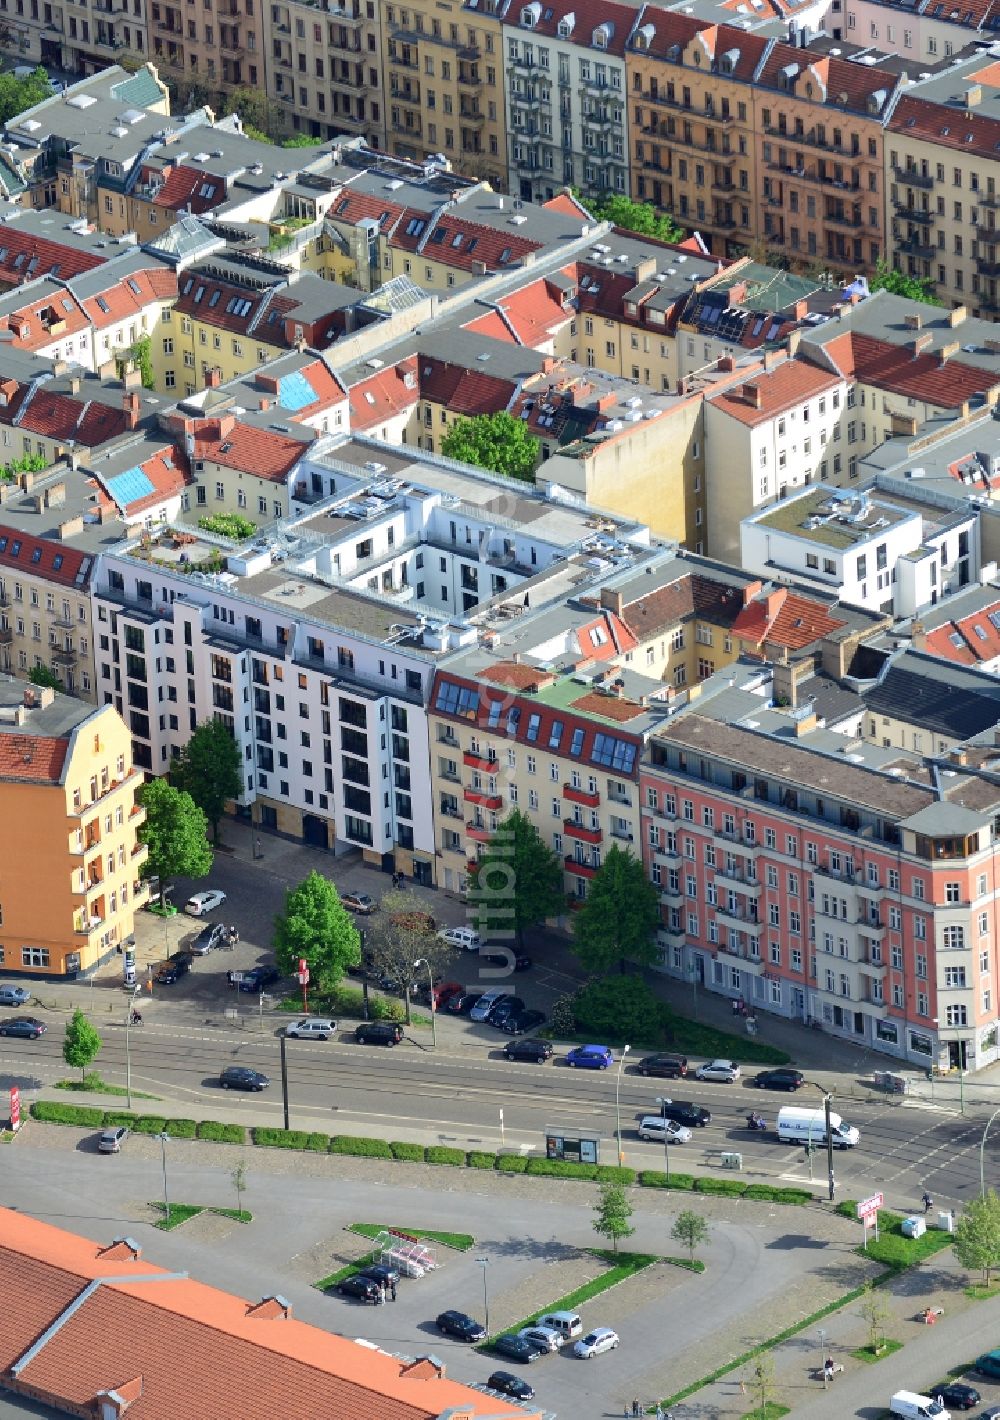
[
  {"left": 570, "top": 975, "right": 662, "bottom": 1046},
  {"left": 173, "top": 719, "right": 242, "bottom": 842},
  {"left": 63, "top": 1008, "right": 101, "bottom": 1082},
  {"left": 572, "top": 844, "right": 660, "bottom": 976},
  {"left": 470, "top": 809, "right": 564, "bottom": 946},
  {"left": 441, "top": 412, "right": 539, "bottom": 482},
  {"left": 0, "top": 67, "right": 51, "bottom": 125},
  {"left": 223, "top": 87, "right": 289, "bottom": 142},
  {"left": 584, "top": 193, "right": 685, "bottom": 243},
  {"left": 671, "top": 1208, "right": 709, "bottom": 1262},
  {"left": 138, "top": 778, "right": 212, "bottom": 906},
  {"left": 869, "top": 259, "right": 940, "bottom": 305},
  {"left": 364, "top": 888, "right": 448, "bottom": 1024},
  {"left": 273, "top": 871, "right": 361, "bottom": 990},
  {"left": 954, "top": 1189, "right": 1000, "bottom": 1284},
  {"left": 592, "top": 1181, "right": 635, "bottom": 1255},
  {"left": 28, "top": 665, "right": 64, "bottom": 693}
]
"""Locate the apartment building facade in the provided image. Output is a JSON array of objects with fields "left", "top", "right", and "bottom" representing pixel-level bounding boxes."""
[
  {"left": 642, "top": 709, "right": 1000, "bottom": 1073},
  {"left": 149, "top": 0, "right": 263, "bottom": 97},
  {"left": 380, "top": 0, "right": 507, "bottom": 187},
  {"left": 0, "top": 531, "right": 96, "bottom": 700},
  {"left": 0, "top": 0, "right": 148, "bottom": 74},
  {"left": 0, "top": 684, "right": 146, "bottom": 978},
  {"left": 267, "top": 0, "right": 385, "bottom": 146},
  {"left": 503, "top": 0, "right": 634, "bottom": 202}
]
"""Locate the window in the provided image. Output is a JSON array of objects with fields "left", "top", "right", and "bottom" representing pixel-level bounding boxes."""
[
  {"left": 943, "top": 925, "right": 965, "bottom": 949},
  {"left": 945, "top": 881, "right": 961, "bottom": 903}
]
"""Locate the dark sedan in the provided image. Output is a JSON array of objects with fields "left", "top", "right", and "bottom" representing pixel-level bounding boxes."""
[
  {"left": 501, "top": 1008, "right": 547, "bottom": 1036},
  {"left": 486, "top": 996, "right": 525, "bottom": 1027},
  {"left": 235, "top": 966, "right": 281, "bottom": 993},
  {"left": 219, "top": 1065, "right": 269, "bottom": 1091},
  {"left": 446, "top": 992, "right": 482, "bottom": 1015},
  {"left": 436, "top": 1310, "right": 486, "bottom": 1342},
  {"left": 503, "top": 1036, "right": 553, "bottom": 1062},
  {"left": 487, "top": 1371, "right": 536, "bottom": 1400},
  {"left": 935, "top": 1385, "right": 981, "bottom": 1411},
  {"left": 482, "top": 952, "right": 533, "bottom": 972},
  {"left": 359, "top": 1262, "right": 400, "bottom": 1287},
  {"left": 0, "top": 1016, "right": 45, "bottom": 1038},
  {"left": 155, "top": 961, "right": 189, "bottom": 985},
  {"left": 637, "top": 1053, "right": 688, "bottom": 1078},
  {"left": 490, "top": 1334, "right": 545, "bottom": 1364},
  {"left": 753, "top": 1068, "right": 805, "bottom": 1091},
  {"left": 336, "top": 1274, "right": 381, "bottom": 1304}
]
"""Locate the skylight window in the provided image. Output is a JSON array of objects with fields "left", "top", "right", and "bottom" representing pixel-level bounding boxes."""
[{"left": 96, "top": 296, "right": 110, "bottom": 314}]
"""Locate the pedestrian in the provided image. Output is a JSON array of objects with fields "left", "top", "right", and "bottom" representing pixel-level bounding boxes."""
[
  {"left": 633, "top": 1400, "right": 641, "bottom": 1417},
  {"left": 379, "top": 1284, "right": 386, "bottom": 1306},
  {"left": 922, "top": 1191, "right": 934, "bottom": 1214},
  {"left": 739, "top": 1379, "right": 746, "bottom": 1396},
  {"left": 731, "top": 998, "right": 740, "bottom": 1016},
  {"left": 390, "top": 1279, "right": 397, "bottom": 1302},
  {"left": 656, "top": 1406, "right": 663, "bottom": 1420},
  {"left": 255, "top": 836, "right": 262, "bottom": 860}
]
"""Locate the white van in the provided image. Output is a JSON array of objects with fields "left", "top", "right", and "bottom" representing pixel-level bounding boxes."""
[
  {"left": 891, "top": 1392, "right": 950, "bottom": 1420},
  {"left": 535, "top": 1310, "right": 583, "bottom": 1342},
  {"left": 776, "top": 1105, "right": 859, "bottom": 1149}
]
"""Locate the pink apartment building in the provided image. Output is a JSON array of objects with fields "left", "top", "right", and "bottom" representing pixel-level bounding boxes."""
[{"left": 641, "top": 711, "right": 1000, "bottom": 1074}]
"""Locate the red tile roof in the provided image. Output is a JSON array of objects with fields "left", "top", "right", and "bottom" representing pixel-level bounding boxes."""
[
  {"left": 328, "top": 190, "right": 406, "bottom": 232},
  {"left": 707, "top": 356, "right": 839, "bottom": 427},
  {"left": 824, "top": 332, "right": 998, "bottom": 408},
  {"left": 628, "top": 6, "right": 711, "bottom": 59},
  {"left": 889, "top": 93, "right": 1000, "bottom": 159},
  {"left": 924, "top": 602, "right": 1000, "bottom": 665},
  {"left": 0, "top": 525, "right": 92, "bottom": 588},
  {"left": 576, "top": 611, "right": 638, "bottom": 659},
  {"left": 98, "top": 443, "right": 190, "bottom": 518},
  {"left": 416, "top": 355, "right": 516, "bottom": 415},
  {"left": 143, "top": 162, "right": 224, "bottom": 213},
  {"left": 0, "top": 732, "right": 68, "bottom": 783},
  {"left": 194, "top": 421, "right": 310, "bottom": 481},
  {"left": 175, "top": 273, "right": 292, "bottom": 344},
  {"left": 622, "top": 573, "right": 748, "bottom": 636},
  {"left": 479, "top": 661, "right": 556, "bottom": 690},
  {"left": 731, "top": 586, "right": 845, "bottom": 650},
  {"left": 467, "top": 279, "right": 573, "bottom": 348},
  {"left": 6, "top": 386, "right": 128, "bottom": 446},
  {"left": 81, "top": 265, "right": 178, "bottom": 330},
  {"left": 757, "top": 45, "right": 898, "bottom": 113},
  {"left": 0, "top": 226, "right": 105, "bottom": 289},
  {"left": 346, "top": 359, "right": 420, "bottom": 431},
  {"left": 5, "top": 292, "right": 90, "bottom": 352},
  {"left": 516, "top": 0, "right": 638, "bottom": 55},
  {"left": 543, "top": 191, "right": 592, "bottom": 218},
  {"left": 571, "top": 688, "right": 646, "bottom": 722},
  {"left": 389, "top": 208, "right": 541, "bottom": 274},
  {"left": 463, "top": 309, "right": 513, "bottom": 343}
]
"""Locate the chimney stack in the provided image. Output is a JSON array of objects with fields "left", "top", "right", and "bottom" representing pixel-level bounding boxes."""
[{"left": 123, "top": 391, "right": 141, "bottom": 430}]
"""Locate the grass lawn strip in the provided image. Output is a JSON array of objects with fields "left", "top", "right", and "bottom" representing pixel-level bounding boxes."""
[
  {"left": 150, "top": 1202, "right": 251, "bottom": 1231},
  {"left": 55, "top": 1074, "right": 160, "bottom": 1100},
  {"left": 480, "top": 1250, "right": 659, "bottom": 1352},
  {"left": 348, "top": 1222, "right": 474, "bottom": 1252},
  {"left": 740, "top": 1405, "right": 790, "bottom": 1420},
  {"left": 851, "top": 1340, "right": 904, "bottom": 1363},
  {"left": 965, "top": 1282, "right": 1000, "bottom": 1300}
]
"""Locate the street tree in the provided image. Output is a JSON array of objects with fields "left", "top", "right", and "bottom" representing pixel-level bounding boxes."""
[
  {"left": 469, "top": 809, "right": 564, "bottom": 946},
  {"left": 273, "top": 871, "right": 361, "bottom": 990},
  {"left": 138, "top": 778, "right": 212, "bottom": 908},
  {"left": 572, "top": 844, "right": 660, "bottom": 976},
  {"left": 583, "top": 193, "right": 685, "bottom": 243},
  {"left": 441, "top": 411, "right": 539, "bottom": 482},
  {"left": 0, "top": 67, "right": 51, "bottom": 125},
  {"left": 671, "top": 1209, "right": 709, "bottom": 1264},
  {"left": 954, "top": 1190, "right": 1000, "bottom": 1285},
  {"left": 173, "top": 719, "right": 242, "bottom": 843},
  {"left": 28, "top": 665, "right": 65, "bottom": 693},
  {"left": 592, "top": 1181, "right": 635, "bottom": 1255},
  {"left": 231, "top": 1158, "right": 249, "bottom": 1217},
  {"left": 63, "top": 1008, "right": 102, "bottom": 1083},
  {"left": 745, "top": 1351, "right": 778, "bottom": 1420},
  {"left": 223, "top": 87, "right": 289, "bottom": 141},
  {"left": 365, "top": 889, "right": 449, "bottom": 1026},
  {"left": 858, "top": 1282, "right": 892, "bottom": 1355},
  {"left": 869, "top": 259, "right": 940, "bottom": 305},
  {"left": 569, "top": 975, "right": 661, "bottom": 1045}
]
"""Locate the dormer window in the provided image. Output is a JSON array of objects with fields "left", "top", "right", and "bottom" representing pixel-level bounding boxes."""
[
  {"left": 592, "top": 21, "right": 610, "bottom": 47},
  {"left": 520, "top": 1, "right": 540, "bottom": 26},
  {"left": 557, "top": 10, "right": 574, "bottom": 36},
  {"left": 780, "top": 62, "right": 799, "bottom": 91}
]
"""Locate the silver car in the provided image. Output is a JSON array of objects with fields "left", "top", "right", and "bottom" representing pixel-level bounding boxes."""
[
  {"left": 637, "top": 1115, "right": 693, "bottom": 1144},
  {"left": 98, "top": 1126, "right": 129, "bottom": 1153},
  {"left": 695, "top": 1058, "right": 742, "bottom": 1083},
  {"left": 284, "top": 1017, "right": 338, "bottom": 1040}
]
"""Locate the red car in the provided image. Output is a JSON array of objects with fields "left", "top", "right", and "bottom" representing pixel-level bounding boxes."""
[{"left": 430, "top": 980, "right": 464, "bottom": 1010}]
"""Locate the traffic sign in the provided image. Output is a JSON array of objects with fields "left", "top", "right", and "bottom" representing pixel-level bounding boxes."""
[
  {"left": 9, "top": 1085, "right": 20, "bottom": 1132},
  {"left": 857, "top": 1192, "right": 883, "bottom": 1219},
  {"left": 298, "top": 958, "right": 308, "bottom": 974},
  {"left": 297, "top": 968, "right": 310, "bottom": 986}
]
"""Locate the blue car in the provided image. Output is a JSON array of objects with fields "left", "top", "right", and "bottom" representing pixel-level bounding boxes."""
[
  {"left": 975, "top": 1351, "right": 1000, "bottom": 1379},
  {"left": 566, "top": 1044, "right": 614, "bottom": 1069}
]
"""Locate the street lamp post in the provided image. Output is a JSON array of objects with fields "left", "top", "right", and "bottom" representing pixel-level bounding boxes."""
[
  {"left": 656, "top": 1096, "right": 671, "bottom": 1184},
  {"left": 157, "top": 1131, "right": 170, "bottom": 1223},
  {"left": 475, "top": 1256, "right": 491, "bottom": 1338},
  {"left": 980, "top": 1107, "right": 1000, "bottom": 1198},
  {"left": 615, "top": 1044, "right": 631, "bottom": 1167},
  {"left": 124, "top": 989, "right": 139, "bottom": 1110},
  {"left": 414, "top": 958, "right": 436, "bottom": 1048},
  {"left": 818, "top": 1328, "right": 828, "bottom": 1390}
]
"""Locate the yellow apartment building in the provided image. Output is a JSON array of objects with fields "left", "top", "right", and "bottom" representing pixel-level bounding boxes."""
[
  {"left": 381, "top": 0, "right": 508, "bottom": 188},
  {"left": 0, "top": 685, "right": 146, "bottom": 978},
  {"left": 0, "top": 530, "right": 97, "bottom": 701}
]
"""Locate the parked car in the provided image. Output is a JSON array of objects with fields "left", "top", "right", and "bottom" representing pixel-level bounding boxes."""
[
  {"left": 0, "top": 1016, "right": 45, "bottom": 1039},
  {"left": 753, "top": 1068, "right": 805, "bottom": 1091},
  {"left": 976, "top": 1353, "right": 1000, "bottom": 1380},
  {"left": 436, "top": 1310, "right": 486, "bottom": 1342},
  {"left": 235, "top": 966, "right": 281, "bottom": 993},
  {"left": 284, "top": 1018, "right": 337, "bottom": 1040},
  {"left": 501, "top": 1009, "right": 547, "bottom": 1036},
  {"left": 341, "top": 892, "right": 376, "bottom": 915},
  {"left": 336, "top": 1274, "right": 381, "bottom": 1304},
  {"left": 566, "top": 1044, "right": 614, "bottom": 1070},
  {"left": 482, "top": 952, "right": 532, "bottom": 972},
  {"left": 696, "top": 1059, "right": 741, "bottom": 1083},
  {"left": 358, "top": 1262, "right": 400, "bottom": 1288},
  {"left": 438, "top": 927, "right": 481, "bottom": 951},
  {"left": 0, "top": 986, "right": 31, "bottom": 1007},
  {"left": 637, "top": 1115, "right": 693, "bottom": 1144},
  {"left": 636, "top": 1053, "right": 688, "bottom": 1078},
  {"left": 487, "top": 1372, "right": 535, "bottom": 1401},
  {"left": 428, "top": 981, "right": 464, "bottom": 1011},
  {"left": 657, "top": 1101, "right": 712, "bottom": 1128},
  {"left": 490, "top": 1335, "right": 545, "bottom": 1364},
  {"left": 98, "top": 1126, "right": 129, "bottom": 1153},
  {"left": 485, "top": 995, "right": 525, "bottom": 1027},
  {"left": 155, "top": 961, "right": 189, "bottom": 986},
  {"left": 517, "top": 1326, "right": 563, "bottom": 1353},
  {"left": 935, "top": 1385, "right": 981, "bottom": 1411},
  {"left": 446, "top": 992, "right": 482, "bottom": 1015},
  {"left": 354, "top": 1021, "right": 404, "bottom": 1046},
  {"left": 190, "top": 922, "right": 226, "bottom": 956},
  {"left": 219, "top": 1065, "right": 269, "bottom": 1091},
  {"left": 504, "top": 1036, "right": 553, "bottom": 1063},
  {"left": 184, "top": 889, "right": 226, "bottom": 916},
  {"left": 573, "top": 1328, "right": 620, "bottom": 1358},
  {"left": 470, "top": 990, "right": 507, "bottom": 1022}
]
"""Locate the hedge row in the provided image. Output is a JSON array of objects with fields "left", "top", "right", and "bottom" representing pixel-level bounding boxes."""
[{"left": 28, "top": 1105, "right": 814, "bottom": 1204}]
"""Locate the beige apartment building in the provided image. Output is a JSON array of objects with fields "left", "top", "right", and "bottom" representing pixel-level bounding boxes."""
[
  {"left": 0, "top": 530, "right": 96, "bottom": 701},
  {"left": 380, "top": 0, "right": 508, "bottom": 189},
  {"left": 149, "top": 0, "right": 263, "bottom": 99},
  {"left": 0, "top": 0, "right": 148, "bottom": 74},
  {"left": 266, "top": 0, "right": 385, "bottom": 145}
]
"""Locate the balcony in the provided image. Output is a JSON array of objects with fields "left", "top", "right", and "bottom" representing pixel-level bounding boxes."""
[
  {"left": 563, "top": 783, "right": 600, "bottom": 808},
  {"left": 564, "top": 820, "right": 602, "bottom": 845},
  {"left": 893, "top": 164, "right": 934, "bottom": 189},
  {"left": 860, "top": 917, "right": 885, "bottom": 940},
  {"left": 660, "top": 883, "right": 682, "bottom": 903},
  {"left": 767, "top": 162, "right": 860, "bottom": 193},
  {"left": 714, "top": 866, "right": 762, "bottom": 895},
  {"left": 652, "top": 842, "right": 680, "bottom": 864},
  {"left": 894, "top": 201, "right": 933, "bottom": 224},
  {"left": 0, "top": 627, "right": 11, "bottom": 645},
  {"left": 714, "top": 903, "right": 761, "bottom": 932},
  {"left": 68, "top": 769, "right": 143, "bottom": 820},
  {"left": 131, "top": 841, "right": 149, "bottom": 866},
  {"left": 130, "top": 803, "right": 147, "bottom": 828},
  {"left": 565, "top": 855, "right": 598, "bottom": 879},
  {"left": 459, "top": 106, "right": 485, "bottom": 124},
  {"left": 466, "top": 820, "right": 494, "bottom": 843},
  {"left": 896, "top": 235, "right": 936, "bottom": 260},
  {"left": 716, "top": 943, "right": 765, "bottom": 974},
  {"left": 51, "top": 645, "right": 77, "bottom": 664},
  {"left": 977, "top": 257, "right": 1000, "bottom": 277},
  {"left": 464, "top": 788, "right": 503, "bottom": 810},
  {"left": 464, "top": 751, "right": 499, "bottom": 772},
  {"left": 437, "top": 729, "right": 459, "bottom": 748}
]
